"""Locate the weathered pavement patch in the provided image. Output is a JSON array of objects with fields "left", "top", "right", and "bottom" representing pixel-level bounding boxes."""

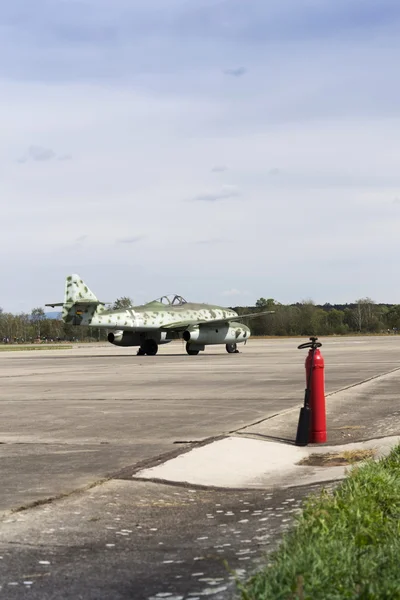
[
  {"left": 133, "top": 435, "right": 400, "bottom": 489},
  {"left": 0, "top": 479, "right": 332, "bottom": 600}
]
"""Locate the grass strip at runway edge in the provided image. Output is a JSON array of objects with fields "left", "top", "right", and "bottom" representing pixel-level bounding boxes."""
[
  {"left": 240, "top": 444, "right": 400, "bottom": 600},
  {"left": 0, "top": 345, "right": 73, "bottom": 352}
]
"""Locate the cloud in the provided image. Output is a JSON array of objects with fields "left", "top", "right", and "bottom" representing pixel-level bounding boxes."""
[
  {"left": 223, "top": 67, "right": 247, "bottom": 77},
  {"left": 191, "top": 185, "right": 240, "bottom": 202},
  {"left": 27, "top": 145, "right": 56, "bottom": 161},
  {"left": 211, "top": 165, "right": 228, "bottom": 172},
  {"left": 116, "top": 235, "right": 145, "bottom": 244},
  {"left": 268, "top": 167, "right": 281, "bottom": 176},
  {"left": 75, "top": 235, "right": 88, "bottom": 243},
  {"left": 4, "top": 1, "right": 400, "bottom": 311},
  {"left": 17, "top": 146, "right": 70, "bottom": 163}
]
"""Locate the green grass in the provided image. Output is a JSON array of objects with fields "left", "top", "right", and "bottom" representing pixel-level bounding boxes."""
[
  {"left": 241, "top": 445, "right": 400, "bottom": 600},
  {"left": 0, "top": 345, "right": 73, "bottom": 352}
]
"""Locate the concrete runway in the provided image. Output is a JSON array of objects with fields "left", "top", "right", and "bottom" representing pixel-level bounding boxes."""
[
  {"left": 2, "top": 336, "right": 400, "bottom": 513},
  {"left": 2, "top": 336, "right": 400, "bottom": 599}
]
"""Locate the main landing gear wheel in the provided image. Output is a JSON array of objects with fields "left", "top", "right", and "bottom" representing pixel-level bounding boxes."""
[
  {"left": 186, "top": 343, "right": 199, "bottom": 355},
  {"left": 141, "top": 339, "right": 158, "bottom": 356},
  {"left": 226, "top": 343, "right": 238, "bottom": 354}
]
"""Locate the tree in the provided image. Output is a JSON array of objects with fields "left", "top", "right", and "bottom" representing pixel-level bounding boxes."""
[
  {"left": 0, "top": 312, "right": 13, "bottom": 341},
  {"left": 113, "top": 297, "right": 134, "bottom": 310},
  {"left": 352, "top": 298, "right": 376, "bottom": 332},
  {"left": 256, "top": 298, "right": 276, "bottom": 309},
  {"left": 255, "top": 298, "right": 268, "bottom": 308},
  {"left": 297, "top": 300, "right": 317, "bottom": 335},
  {"left": 31, "top": 307, "right": 46, "bottom": 339},
  {"left": 386, "top": 305, "right": 400, "bottom": 330},
  {"left": 327, "top": 309, "right": 347, "bottom": 334}
]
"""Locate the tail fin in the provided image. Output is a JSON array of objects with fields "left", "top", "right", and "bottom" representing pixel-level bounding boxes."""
[
  {"left": 46, "top": 274, "right": 102, "bottom": 326},
  {"left": 62, "top": 274, "right": 101, "bottom": 325},
  {"left": 64, "top": 274, "right": 98, "bottom": 305}
]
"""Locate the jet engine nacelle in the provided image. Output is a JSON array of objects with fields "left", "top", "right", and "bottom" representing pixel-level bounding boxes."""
[
  {"left": 108, "top": 330, "right": 142, "bottom": 347},
  {"left": 107, "top": 330, "right": 171, "bottom": 347},
  {"left": 183, "top": 322, "right": 250, "bottom": 345}
]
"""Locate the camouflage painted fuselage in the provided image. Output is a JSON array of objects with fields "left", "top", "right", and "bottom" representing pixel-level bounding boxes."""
[{"left": 66, "top": 301, "right": 238, "bottom": 331}]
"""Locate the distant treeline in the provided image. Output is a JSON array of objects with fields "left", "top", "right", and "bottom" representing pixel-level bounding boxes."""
[
  {"left": 1, "top": 297, "right": 400, "bottom": 343},
  {"left": 0, "top": 307, "right": 107, "bottom": 343},
  {"left": 235, "top": 298, "right": 400, "bottom": 337}
]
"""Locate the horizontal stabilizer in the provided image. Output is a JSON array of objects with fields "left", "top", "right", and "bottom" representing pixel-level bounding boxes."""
[{"left": 45, "top": 300, "right": 110, "bottom": 308}]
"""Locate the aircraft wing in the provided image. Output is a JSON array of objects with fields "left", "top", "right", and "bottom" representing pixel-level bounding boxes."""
[
  {"left": 227, "top": 310, "right": 275, "bottom": 321},
  {"left": 161, "top": 310, "right": 275, "bottom": 331}
]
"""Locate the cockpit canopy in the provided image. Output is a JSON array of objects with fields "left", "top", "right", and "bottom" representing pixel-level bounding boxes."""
[{"left": 153, "top": 294, "right": 187, "bottom": 306}]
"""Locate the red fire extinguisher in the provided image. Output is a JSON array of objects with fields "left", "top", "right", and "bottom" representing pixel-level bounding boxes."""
[{"left": 296, "top": 337, "right": 327, "bottom": 446}]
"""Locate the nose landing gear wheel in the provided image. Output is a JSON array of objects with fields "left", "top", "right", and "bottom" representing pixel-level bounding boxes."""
[
  {"left": 141, "top": 340, "right": 158, "bottom": 356},
  {"left": 226, "top": 343, "right": 238, "bottom": 354},
  {"left": 186, "top": 343, "right": 199, "bottom": 355}
]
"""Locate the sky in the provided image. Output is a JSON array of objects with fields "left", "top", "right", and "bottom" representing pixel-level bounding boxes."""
[{"left": 2, "top": 0, "right": 400, "bottom": 312}]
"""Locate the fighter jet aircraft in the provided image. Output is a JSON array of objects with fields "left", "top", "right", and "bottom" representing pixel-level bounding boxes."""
[{"left": 46, "top": 274, "right": 273, "bottom": 356}]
